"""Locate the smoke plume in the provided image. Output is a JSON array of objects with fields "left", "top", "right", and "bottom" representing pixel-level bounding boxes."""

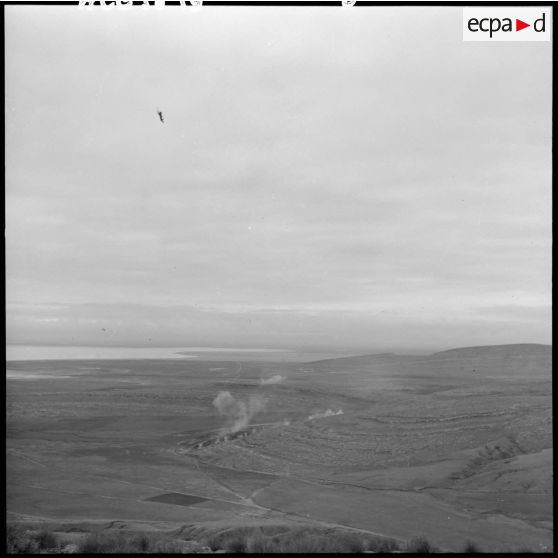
[
  {"left": 213, "top": 390, "right": 266, "bottom": 434},
  {"left": 260, "top": 374, "right": 285, "bottom": 386},
  {"left": 308, "top": 409, "right": 343, "bottom": 421}
]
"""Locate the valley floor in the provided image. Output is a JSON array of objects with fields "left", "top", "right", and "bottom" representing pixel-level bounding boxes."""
[{"left": 6, "top": 346, "right": 553, "bottom": 552}]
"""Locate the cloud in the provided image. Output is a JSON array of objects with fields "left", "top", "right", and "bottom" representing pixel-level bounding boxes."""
[
  {"left": 308, "top": 409, "right": 343, "bottom": 421},
  {"left": 5, "top": 7, "right": 551, "bottom": 351},
  {"left": 5, "top": 300, "right": 552, "bottom": 353},
  {"left": 260, "top": 374, "right": 285, "bottom": 386},
  {"left": 212, "top": 390, "right": 266, "bottom": 434}
]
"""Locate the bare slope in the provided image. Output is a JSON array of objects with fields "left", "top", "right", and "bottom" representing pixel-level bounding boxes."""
[
  {"left": 6, "top": 344, "right": 553, "bottom": 552},
  {"left": 307, "top": 343, "right": 551, "bottom": 378}
]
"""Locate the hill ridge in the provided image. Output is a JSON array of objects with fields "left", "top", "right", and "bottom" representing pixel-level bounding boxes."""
[{"left": 307, "top": 343, "right": 551, "bottom": 365}]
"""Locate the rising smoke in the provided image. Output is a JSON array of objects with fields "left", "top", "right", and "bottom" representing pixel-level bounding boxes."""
[
  {"left": 213, "top": 390, "right": 267, "bottom": 434},
  {"left": 308, "top": 409, "right": 343, "bottom": 421},
  {"left": 259, "top": 374, "right": 285, "bottom": 386}
]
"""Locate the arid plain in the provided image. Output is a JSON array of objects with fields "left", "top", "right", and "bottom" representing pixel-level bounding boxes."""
[{"left": 6, "top": 344, "right": 552, "bottom": 552}]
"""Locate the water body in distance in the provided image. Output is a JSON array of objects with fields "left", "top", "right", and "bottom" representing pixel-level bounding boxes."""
[{"left": 6, "top": 344, "right": 350, "bottom": 362}]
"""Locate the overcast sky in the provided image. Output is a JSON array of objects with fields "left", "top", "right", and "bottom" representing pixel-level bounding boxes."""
[{"left": 5, "top": 5, "right": 552, "bottom": 352}]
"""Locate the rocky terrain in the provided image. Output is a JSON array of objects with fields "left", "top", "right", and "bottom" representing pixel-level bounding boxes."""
[{"left": 6, "top": 344, "right": 552, "bottom": 552}]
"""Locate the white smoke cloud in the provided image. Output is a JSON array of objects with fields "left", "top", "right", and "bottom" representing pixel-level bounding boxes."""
[
  {"left": 213, "top": 390, "right": 266, "bottom": 434},
  {"left": 259, "top": 374, "right": 285, "bottom": 386},
  {"left": 307, "top": 409, "right": 343, "bottom": 421}
]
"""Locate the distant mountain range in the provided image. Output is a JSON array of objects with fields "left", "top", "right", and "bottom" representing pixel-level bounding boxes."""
[
  {"left": 431, "top": 343, "right": 551, "bottom": 359},
  {"left": 308, "top": 343, "right": 551, "bottom": 379}
]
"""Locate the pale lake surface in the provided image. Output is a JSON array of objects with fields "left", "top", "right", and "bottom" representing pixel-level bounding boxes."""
[{"left": 6, "top": 344, "right": 350, "bottom": 363}]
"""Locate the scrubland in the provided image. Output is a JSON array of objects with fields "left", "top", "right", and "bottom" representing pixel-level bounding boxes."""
[{"left": 6, "top": 344, "right": 552, "bottom": 552}]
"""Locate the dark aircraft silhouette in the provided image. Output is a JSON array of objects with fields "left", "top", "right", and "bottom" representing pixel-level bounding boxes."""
[{"left": 157, "top": 109, "right": 164, "bottom": 123}]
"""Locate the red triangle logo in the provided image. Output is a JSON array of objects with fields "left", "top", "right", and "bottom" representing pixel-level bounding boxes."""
[{"left": 516, "top": 19, "right": 530, "bottom": 32}]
